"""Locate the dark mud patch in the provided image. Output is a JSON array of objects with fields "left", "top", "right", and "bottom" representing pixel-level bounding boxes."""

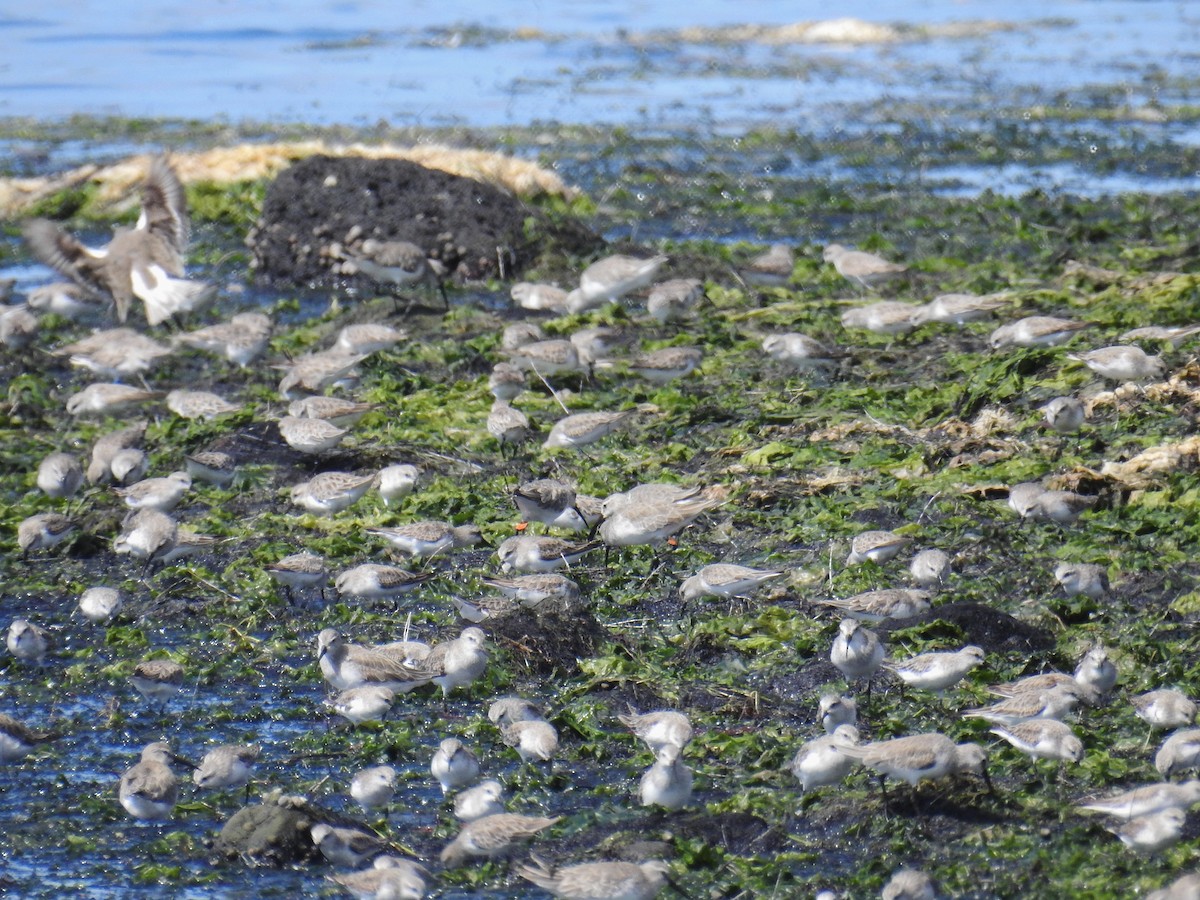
[
  {"left": 764, "top": 658, "right": 846, "bottom": 709},
  {"left": 247, "top": 155, "right": 602, "bottom": 286},
  {"left": 488, "top": 607, "right": 606, "bottom": 676},
  {"left": 563, "top": 809, "right": 781, "bottom": 864},
  {"left": 671, "top": 810, "right": 783, "bottom": 855},
  {"left": 878, "top": 601, "right": 1055, "bottom": 655}
]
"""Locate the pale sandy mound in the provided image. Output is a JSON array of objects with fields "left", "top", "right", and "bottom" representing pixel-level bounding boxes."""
[{"left": 0, "top": 142, "right": 578, "bottom": 218}]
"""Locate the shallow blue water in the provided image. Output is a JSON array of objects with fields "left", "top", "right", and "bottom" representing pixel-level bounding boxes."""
[
  {"left": 4, "top": 2, "right": 1199, "bottom": 198},
  {"left": 2, "top": 1, "right": 1197, "bottom": 130}
]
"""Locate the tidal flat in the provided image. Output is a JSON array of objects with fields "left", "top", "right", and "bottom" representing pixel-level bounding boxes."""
[{"left": 0, "top": 119, "right": 1198, "bottom": 898}]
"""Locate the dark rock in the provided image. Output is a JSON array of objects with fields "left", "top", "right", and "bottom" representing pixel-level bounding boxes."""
[
  {"left": 212, "top": 791, "right": 366, "bottom": 866},
  {"left": 247, "top": 155, "right": 602, "bottom": 286},
  {"left": 215, "top": 800, "right": 316, "bottom": 866}
]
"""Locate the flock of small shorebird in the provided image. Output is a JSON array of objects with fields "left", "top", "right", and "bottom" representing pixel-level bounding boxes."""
[{"left": 1, "top": 155, "right": 1199, "bottom": 899}]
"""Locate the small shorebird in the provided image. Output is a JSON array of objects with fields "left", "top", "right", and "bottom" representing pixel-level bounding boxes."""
[
  {"left": 504, "top": 338, "right": 583, "bottom": 378},
  {"left": 276, "top": 351, "right": 368, "bottom": 398},
  {"left": 823, "top": 243, "right": 907, "bottom": 289},
  {"left": 343, "top": 238, "right": 447, "bottom": 307},
  {"left": 739, "top": 243, "right": 793, "bottom": 287},
  {"left": 911, "top": 292, "right": 1012, "bottom": 326},
  {"left": 840, "top": 301, "right": 921, "bottom": 335},
  {"left": 830, "top": 618, "right": 884, "bottom": 683},
  {"left": 991, "top": 719, "right": 1084, "bottom": 765},
  {"left": 327, "top": 857, "right": 429, "bottom": 900},
  {"left": 118, "top": 742, "right": 184, "bottom": 821},
  {"left": 618, "top": 708, "right": 693, "bottom": 754},
  {"left": 838, "top": 732, "right": 990, "bottom": 806},
  {"left": 455, "top": 780, "right": 505, "bottom": 822},
  {"left": 909, "top": 548, "right": 952, "bottom": 588},
  {"left": 1078, "top": 780, "right": 1200, "bottom": 821},
  {"left": 518, "top": 855, "right": 672, "bottom": 900},
  {"left": 1040, "top": 396, "right": 1086, "bottom": 434},
  {"left": 377, "top": 463, "right": 421, "bottom": 505},
  {"left": 266, "top": 552, "right": 329, "bottom": 603},
  {"left": 310, "top": 822, "right": 389, "bottom": 867},
  {"left": 115, "top": 471, "right": 191, "bottom": 512},
  {"left": 496, "top": 536, "right": 600, "bottom": 573},
  {"left": 512, "top": 478, "right": 589, "bottom": 532},
  {"left": 598, "top": 493, "right": 722, "bottom": 548},
  {"left": 544, "top": 409, "right": 635, "bottom": 450},
  {"left": 1110, "top": 808, "right": 1186, "bottom": 854},
  {"left": 620, "top": 346, "right": 703, "bottom": 384},
  {"left": 174, "top": 312, "right": 272, "bottom": 367},
  {"left": 501, "top": 719, "right": 559, "bottom": 763},
  {"left": 7, "top": 620, "right": 50, "bottom": 665},
  {"left": 566, "top": 254, "right": 667, "bottom": 313},
  {"left": 647, "top": 277, "right": 704, "bottom": 322},
  {"left": 988, "top": 315, "right": 1088, "bottom": 349},
  {"left": 884, "top": 645, "right": 984, "bottom": 695},
  {"left": 78, "top": 586, "right": 123, "bottom": 623},
  {"left": 487, "top": 698, "right": 542, "bottom": 731},
  {"left": 488, "top": 362, "right": 528, "bottom": 402},
  {"left": 846, "top": 530, "right": 911, "bottom": 566},
  {"left": 24, "top": 156, "right": 213, "bottom": 325},
  {"left": 403, "top": 627, "right": 489, "bottom": 698},
  {"left": 791, "top": 725, "right": 860, "bottom": 792},
  {"left": 1067, "top": 345, "right": 1164, "bottom": 382},
  {"left": 287, "top": 395, "right": 376, "bottom": 427},
  {"left": 761, "top": 332, "right": 844, "bottom": 374},
  {"left": 192, "top": 744, "right": 260, "bottom": 795},
  {"left": 130, "top": 658, "right": 185, "bottom": 709},
  {"left": 66, "top": 383, "right": 162, "bottom": 417},
  {"left": 336, "top": 322, "right": 407, "bottom": 355},
  {"left": 481, "top": 573, "right": 581, "bottom": 609},
  {"left": 1132, "top": 689, "right": 1197, "bottom": 731},
  {"left": 639, "top": 744, "right": 693, "bottom": 810},
  {"left": 58, "top": 327, "right": 172, "bottom": 379},
  {"left": 367, "top": 521, "right": 483, "bottom": 560},
  {"left": 678, "top": 563, "right": 783, "bottom": 604},
  {"left": 290, "top": 471, "right": 376, "bottom": 516},
  {"left": 487, "top": 400, "right": 532, "bottom": 454},
  {"left": 350, "top": 765, "right": 399, "bottom": 810},
  {"left": 818, "top": 693, "right": 857, "bottom": 734},
  {"left": 166, "top": 390, "right": 242, "bottom": 420},
  {"left": 36, "top": 452, "right": 84, "bottom": 502},
  {"left": 430, "top": 737, "right": 481, "bottom": 793},
  {"left": 326, "top": 685, "right": 396, "bottom": 724},
  {"left": 334, "top": 564, "right": 433, "bottom": 604},
  {"left": 111, "top": 449, "right": 148, "bottom": 485},
  {"left": 1155, "top": 729, "right": 1200, "bottom": 777},
  {"left": 439, "top": 812, "right": 561, "bottom": 867},
  {"left": 113, "top": 509, "right": 177, "bottom": 563},
  {"left": 277, "top": 415, "right": 349, "bottom": 455},
  {"left": 17, "top": 513, "right": 76, "bottom": 557},
  {"left": 512, "top": 281, "right": 568, "bottom": 313},
  {"left": 0, "top": 713, "right": 57, "bottom": 763},
  {"left": 87, "top": 422, "right": 146, "bottom": 484},
  {"left": 819, "top": 589, "right": 932, "bottom": 623},
  {"left": 962, "top": 684, "right": 1084, "bottom": 726},
  {"left": 317, "top": 629, "right": 429, "bottom": 694}
]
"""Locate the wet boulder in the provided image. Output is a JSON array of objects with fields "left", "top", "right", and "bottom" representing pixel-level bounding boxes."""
[{"left": 213, "top": 790, "right": 364, "bottom": 866}]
